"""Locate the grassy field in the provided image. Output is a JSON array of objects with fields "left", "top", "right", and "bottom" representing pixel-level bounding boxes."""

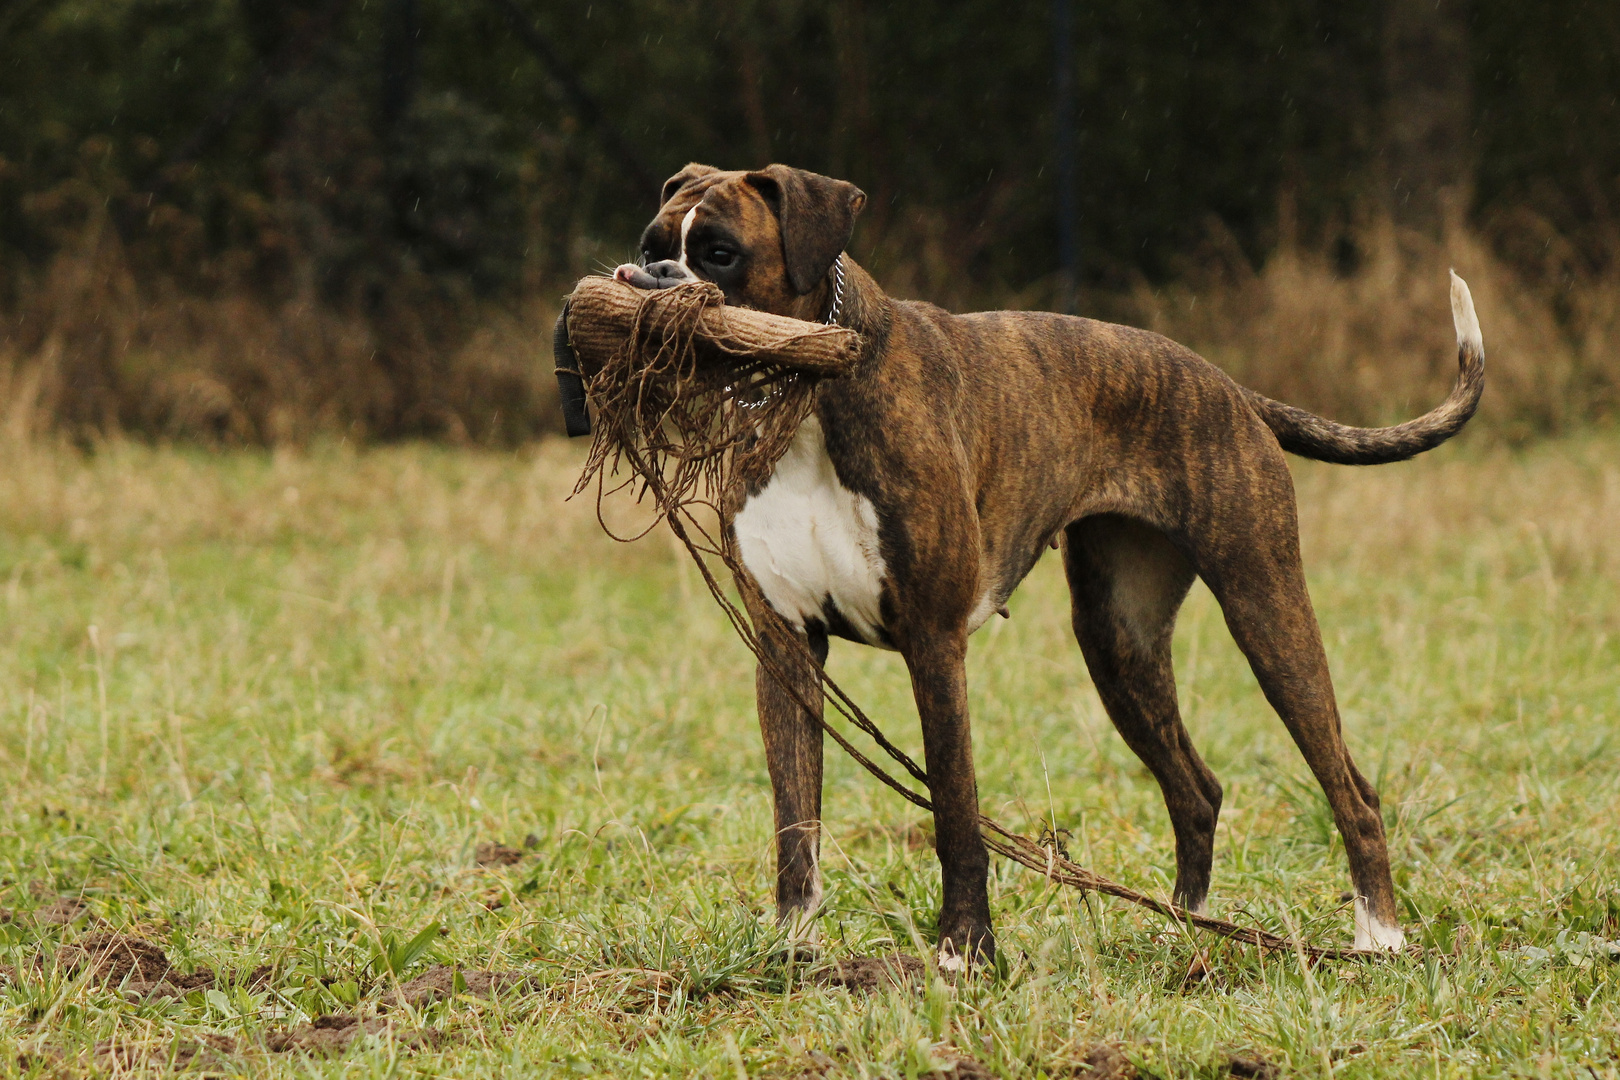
[{"left": 1, "top": 428, "right": 1618, "bottom": 1078}]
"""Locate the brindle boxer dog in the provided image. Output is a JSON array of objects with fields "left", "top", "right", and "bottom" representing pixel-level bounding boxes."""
[{"left": 606, "top": 163, "right": 1483, "bottom": 968}]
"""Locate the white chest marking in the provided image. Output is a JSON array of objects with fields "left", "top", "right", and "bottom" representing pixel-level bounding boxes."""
[{"left": 734, "top": 417, "right": 890, "bottom": 646}]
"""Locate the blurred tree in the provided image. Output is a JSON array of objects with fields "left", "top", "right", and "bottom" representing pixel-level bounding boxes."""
[
  {"left": 1381, "top": 0, "right": 1474, "bottom": 234},
  {"left": 0, "top": 0, "right": 1614, "bottom": 434}
]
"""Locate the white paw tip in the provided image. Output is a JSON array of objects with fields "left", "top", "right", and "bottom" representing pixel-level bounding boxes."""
[
  {"left": 936, "top": 951, "right": 966, "bottom": 973},
  {"left": 1449, "top": 269, "right": 1483, "bottom": 354},
  {"left": 1352, "top": 896, "right": 1408, "bottom": 951}
]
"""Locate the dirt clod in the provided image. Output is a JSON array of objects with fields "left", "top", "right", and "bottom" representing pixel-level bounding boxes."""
[
  {"left": 474, "top": 842, "right": 525, "bottom": 867},
  {"left": 1228, "top": 1054, "right": 1280, "bottom": 1078},
  {"left": 811, "top": 953, "right": 927, "bottom": 992},
  {"left": 389, "top": 964, "right": 535, "bottom": 1008},
  {"left": 58, "top": 932, "right": 174, "bottom": 983},
  {"left": 54, "top": 931, "right": 221, "bottom": 998},
  {"left": 266, "top": 1015, "right": 442, "bottom": 1055}
]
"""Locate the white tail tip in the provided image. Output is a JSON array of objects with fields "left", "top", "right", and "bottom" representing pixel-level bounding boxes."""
[{"left": 1449, "top": 269, "right": 1483, "bottom": 355}]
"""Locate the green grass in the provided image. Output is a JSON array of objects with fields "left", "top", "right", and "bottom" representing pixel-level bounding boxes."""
[{"left": 1, "top": 430, "right": 1618, "bottom": 1078}]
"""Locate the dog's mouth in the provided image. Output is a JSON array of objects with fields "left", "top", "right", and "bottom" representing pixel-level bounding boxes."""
[
  {"left": 613, "top": 263, "right": 692, "bottom": 290},
  {"left": 613, "top": 263, "right": 664, "bottom": 289}
]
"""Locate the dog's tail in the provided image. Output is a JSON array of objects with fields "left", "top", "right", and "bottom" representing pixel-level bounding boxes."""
[{"left": 1242, "top": 271, "right": 1485, "bottom": 466}]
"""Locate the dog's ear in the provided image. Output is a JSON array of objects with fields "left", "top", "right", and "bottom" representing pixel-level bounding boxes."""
[
  {"left": 745, "top": 165, "right": 867, "bottom": 295},
  {"left": 660, "top": 163, "right": 719, "bottom": 207}
]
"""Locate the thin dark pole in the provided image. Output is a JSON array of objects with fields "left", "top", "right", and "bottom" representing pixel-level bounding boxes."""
[{"left": 1053, "top": 0, "right": 1078, "bottom": 314}]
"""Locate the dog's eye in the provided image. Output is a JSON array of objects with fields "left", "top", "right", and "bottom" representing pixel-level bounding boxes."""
[{"left": 706, "top": 247, "right": 737, "bottom": 268}]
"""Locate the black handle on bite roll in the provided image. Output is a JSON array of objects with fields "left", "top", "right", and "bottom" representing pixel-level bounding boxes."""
[{"left": 553, "top": 305, "right": 591, "bottom": 438}]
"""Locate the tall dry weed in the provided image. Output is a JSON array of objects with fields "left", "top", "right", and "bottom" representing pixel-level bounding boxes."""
[
  {"left": 0, "top": 212, "right": 562, "bottom": 445},
  {"left": 1, "top": 209, "right": 1615, "bottom": 444},
  {"left": 1134, "top": 210, "right": 1620, "bottom": 437}
]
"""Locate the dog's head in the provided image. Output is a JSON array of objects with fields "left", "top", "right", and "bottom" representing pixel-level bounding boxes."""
[{"left": 614, "top": 164, "right": 866, "bottom": 321}]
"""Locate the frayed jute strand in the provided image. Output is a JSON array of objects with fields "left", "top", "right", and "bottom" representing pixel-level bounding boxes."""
[{"left": 567, "top": 278, "right": 1360, "bottom": 962}]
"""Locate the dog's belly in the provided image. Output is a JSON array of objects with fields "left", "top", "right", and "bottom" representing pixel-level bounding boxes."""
[{"left": 734, "top": 417, "right": 892, "bottom": 648}]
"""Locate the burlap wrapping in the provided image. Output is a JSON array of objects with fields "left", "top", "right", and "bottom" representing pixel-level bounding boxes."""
[{"left": 563, "top": 277, "right": 860, "bottom": 527}]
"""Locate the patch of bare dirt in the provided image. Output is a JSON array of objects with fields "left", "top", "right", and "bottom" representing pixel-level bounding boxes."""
[
  {"left": 265, "top": 1014, "right": 443, "bottom": 1055},
  {"left": 474, "top": 840, "right": 528, "bottom": 866},
  {"left": 59, "top": 932, "right": 176, "bottom": 982},
  {"left": 53, "top": 931, "right": 219, "bottom": 997},
  {"left": 387, "top": 964, "right": 536, "bottom": 1008},
  {"left": 810, "top": 953, "right": 927, "bottom": 992}
]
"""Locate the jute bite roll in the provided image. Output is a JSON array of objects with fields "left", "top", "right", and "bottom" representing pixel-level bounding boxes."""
[
  {"left": 554, "top": 274, "right": 862, "bottom": 498},
  {"left": 560, "top": 276, "right": 861, "bottom": 383}
]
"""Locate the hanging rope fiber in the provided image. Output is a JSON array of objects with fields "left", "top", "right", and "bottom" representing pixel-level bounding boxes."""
[{"left": 555, "top": 275, "right": 1360, "bottom": 962}]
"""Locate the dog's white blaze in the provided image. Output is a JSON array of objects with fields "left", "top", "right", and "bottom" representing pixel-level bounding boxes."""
[
  {"left": 1353, "top": 896, "right": 1407, "bottom": 951},
  {"left": 734, "top": 416, "right": 890, "bottom": 646},
  {"left": 672, "top": 206, "right": 700, "bottom": 280},
  {"left": 1449, "top": 270, "right": 1482, "bottom": 355}
]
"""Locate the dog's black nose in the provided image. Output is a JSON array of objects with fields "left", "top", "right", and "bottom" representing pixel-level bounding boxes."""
[{"left": 643, "top": 260, "right": 695, "bottom": 287}]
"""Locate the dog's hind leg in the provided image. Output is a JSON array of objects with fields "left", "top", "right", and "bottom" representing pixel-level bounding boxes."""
[
  {"left": 1062, "top": 515, "right": 1221, "bottom": 912},
  {"left": 1196, "top": 484, "right": 1404, "bottom": 951},
  {"left": 741, "top": 582, "right": 829, "bottom": 943}
]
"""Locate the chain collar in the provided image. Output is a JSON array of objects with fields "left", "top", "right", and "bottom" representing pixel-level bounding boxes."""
[
  {"left": 732, "top": 255, "right": 845, "bottom": 410},
  {"left": 823, "top": 253, "right": 846, "bottom": 326}
]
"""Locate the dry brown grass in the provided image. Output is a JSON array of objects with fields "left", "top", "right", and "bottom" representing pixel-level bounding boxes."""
[
  {"left": 1135, "top": 213, "right": 1620, "bottom": 437},
  {"left": 2, "top": 210, "right": 1615, "bottom": 444},
  {"left": 0, "top": 213, "right": 564, "bottom": 445}
]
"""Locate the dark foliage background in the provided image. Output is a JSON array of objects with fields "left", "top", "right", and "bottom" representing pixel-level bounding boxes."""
[{"left": 0, "top": 0, "right": 1615, "bottom": 440}]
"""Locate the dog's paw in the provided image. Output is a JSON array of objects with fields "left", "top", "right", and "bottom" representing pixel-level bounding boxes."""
[
  {"left": 1352, "top": 896, "right": 1407, "bottom": 952},
  {"left": 935, "top": 928, "right": 995, "bottom": 975}
]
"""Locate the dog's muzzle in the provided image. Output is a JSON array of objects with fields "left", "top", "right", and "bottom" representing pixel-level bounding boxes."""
[{"left": 614, "top": 261, "right": 693, "bottom": 289}]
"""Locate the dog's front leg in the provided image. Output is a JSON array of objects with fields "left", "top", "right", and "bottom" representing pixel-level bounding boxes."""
[
  {"left": 904, "top": 632, "right": 995, "bottom": 968},
  {"left": 742, "top": 584, "right": 829, "bottom": 944}
]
